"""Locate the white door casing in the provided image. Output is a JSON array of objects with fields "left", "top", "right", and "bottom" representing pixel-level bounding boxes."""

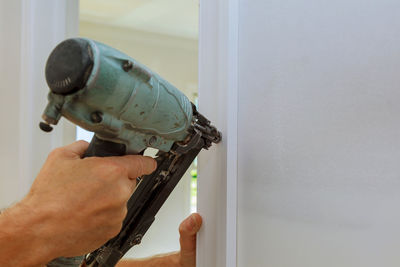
[
  {"left": 197, "top": 0, "right": 239, "bottom": 266},
  {"left": 0, "top": 0, "right": 78, "bottom": 208}
]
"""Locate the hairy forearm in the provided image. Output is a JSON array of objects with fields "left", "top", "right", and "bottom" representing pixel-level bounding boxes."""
[
  {"left": 116, "top": 252, "right": 180, "bottom": 267},
  {"left": 0, "top": 201, "right": 54, "bottom": 266}
]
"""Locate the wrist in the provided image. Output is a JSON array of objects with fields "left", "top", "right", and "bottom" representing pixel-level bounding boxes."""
[
  {"left": 158, "top": 252, "right": 180, "bottom": 267},
  {"left": 0, "top": 199, "right": 56, "bottom": 266}
]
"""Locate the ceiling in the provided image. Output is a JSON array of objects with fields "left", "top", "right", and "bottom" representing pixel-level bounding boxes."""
[{"left": 80, "top": 0, "right": 199, "bottom": 39}]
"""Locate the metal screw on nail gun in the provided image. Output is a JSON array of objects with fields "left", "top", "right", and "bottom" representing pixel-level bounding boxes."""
[
  {"left": 123, "top": 60, "right": 133, "bottom": 72},
  {"left": 90, "top": 111, "right": 103, "bottom": 123},
  {"left": 130, "top": 234, "right": 143, "bottom": 246}
]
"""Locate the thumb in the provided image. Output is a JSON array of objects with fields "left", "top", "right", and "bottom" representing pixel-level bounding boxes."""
[
  {"left": 179, "top": 213, "right": 202, "bottom": 267},
  {"left": 61, "top": 140, "right": 89, "bottom": 158}
]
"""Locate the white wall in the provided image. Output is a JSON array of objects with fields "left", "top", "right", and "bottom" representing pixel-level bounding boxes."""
[{"left": 237, "top": 0, "right": 400, "bottom": 266}]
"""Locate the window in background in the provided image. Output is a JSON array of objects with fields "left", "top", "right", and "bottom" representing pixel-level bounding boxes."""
[{"left": 78, "top": 0, "right": 199, "bottom": 259}]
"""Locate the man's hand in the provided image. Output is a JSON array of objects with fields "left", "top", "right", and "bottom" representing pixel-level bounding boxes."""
[
  {"left": 30, "top": 141, "right": 157, "bottom": 257},
  {"left": 178, "top": 213, "right": 202, "bottom": 267},
  {"left": 117, "top": 213, "right": 202, "bottom": 267},
  {"left": 0, "top": 141, "right": 156, "bottom": 266}
]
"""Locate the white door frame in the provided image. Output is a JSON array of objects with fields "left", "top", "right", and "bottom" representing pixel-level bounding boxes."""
[
  {"left": 19, "top": 0, "right": 79, "bottom": 186},
  {"left": 197, "top": 0, "right": 239, "bottom": 266},
  {"left": 0, "top": 0, "right": 78, "bottom": 206}
]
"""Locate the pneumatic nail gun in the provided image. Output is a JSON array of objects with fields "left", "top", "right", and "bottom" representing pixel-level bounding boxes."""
[{"left": 40, "top": 38, "right": 221, "bottom": 267}]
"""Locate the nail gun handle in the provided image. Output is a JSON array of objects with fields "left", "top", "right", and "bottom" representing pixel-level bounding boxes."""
[{"left": 83, "top": 135, "right": 127, "bottom": 158}]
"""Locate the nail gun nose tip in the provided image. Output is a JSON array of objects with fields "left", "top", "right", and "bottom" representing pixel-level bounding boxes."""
[{"left": 39, "top": 122, "right": 53, "bottom": 132}]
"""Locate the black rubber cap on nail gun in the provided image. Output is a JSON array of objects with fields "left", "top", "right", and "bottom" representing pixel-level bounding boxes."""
[{"left": 45, "top": 38, "right": 94, "bottom": 95}]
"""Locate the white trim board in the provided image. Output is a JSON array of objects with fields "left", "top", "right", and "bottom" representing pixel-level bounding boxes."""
[
  {"left": 197, "top": 0, "right": 239, "bottom": 266},
  {"left": 0, "top": 0, "right": 78, "bottom": 207},
  {"left": 19, "top": 0, "right": 79, "bottom": 184}
]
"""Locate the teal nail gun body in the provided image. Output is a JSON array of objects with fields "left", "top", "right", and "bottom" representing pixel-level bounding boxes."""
[{"left": 40, "top": 38, "right": 221, "bottom": 267}]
